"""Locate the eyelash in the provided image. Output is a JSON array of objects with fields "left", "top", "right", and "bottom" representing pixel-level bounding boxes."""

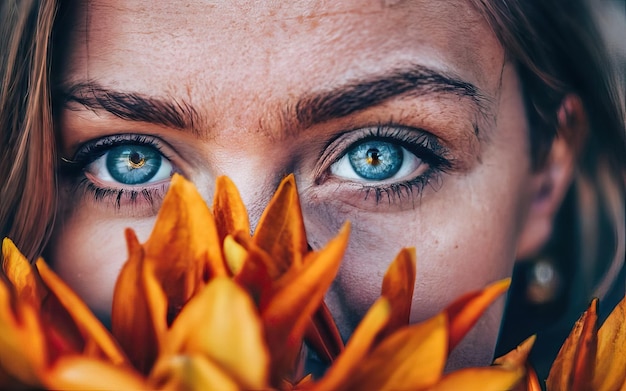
[
  {"left": 60, "top": 125, "right": 452, "bottom": 210},
  {"left": 61, "top": 134, "right": 173, "bottom": 209},
  {"left": 319, "top": 124, "right": 453, "bottom": 204}
]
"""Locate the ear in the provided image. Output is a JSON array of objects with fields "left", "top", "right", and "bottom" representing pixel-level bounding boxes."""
[{"left": 516, "top": 95, "right": 587, "bottom": 260}]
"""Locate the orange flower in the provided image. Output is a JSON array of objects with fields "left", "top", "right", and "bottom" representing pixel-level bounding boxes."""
[
  {"left": 0, "top": 174, "right": 531, "bottom": 390},
  {"left": 308, "top": 254, "right": 526, "bottom": 391},
  {"left": 0, "top": 239, "right": 136, "bottom": 389},
  {"left": 546, "top": 295, "right": 626, "bottom": 391},
  {"left": 1, "top": 174, "right": 348, "bottom": 389}
]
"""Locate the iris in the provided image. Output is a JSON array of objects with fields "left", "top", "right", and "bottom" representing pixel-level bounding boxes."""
[
  {"left": 348, "top": 141, "right": 403, "bottom": 180},
  {"left": 106, "top": 145, "right": 162, "bottom": 185}
]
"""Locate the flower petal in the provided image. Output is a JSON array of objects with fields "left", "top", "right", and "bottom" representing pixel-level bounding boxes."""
[
  {"left": 345, "top": 313, "right": 448, "bottom": 390},
  {"left": 493, "top": 335, "right": 536, "bottom": 369},
  {"left": 36, "top": 259, "right": 127, "bottom": 366},
  {"left": 1, "top": 238, "right": 47, "bottom": 305},
  {"left": 0, "top": 281, "right": 46, "bottom": 387},
  {"left": 571, "top": 299, "right": 598, "bottom": 391},
  {"left": 311, "top": 298, "right": 391, "bottom": 391},
  {"left": 253, "top": 174, "right": 307, "bottom": 273},
  {"left": 231, "top": 241, "right": 274, "bottom": 309},
  {"left": 233, "top": 232, "right": 281, "bottom": 279},
  {"left": 379, "top": 247, "right": 416, "bottom": 339},
  {"left": 144, "top": 174, "right": 226, "bottom": 310},
  {"left": 2, "top": 240, "right": 89, "bottom": 364},
  {"left": 593, "top": 295, "right": 626, "bottom": 391},
  {"left": 213, "top": 176, "right": 250, "bottom": 244},
  {"left": 43, "top": 356, "right": 147, "bottom": 390},
  {"left": 111, "top": 229, "right": 166, "bottom": 373},
  {"left": 493, "top": 336, "right": 540, "bottom": 391},
  {"left": 164, "top": 278, "right": 269, "bottom": 389},
  {"left": 283, "top": 373, "right": 314, "bottom": 390},
  {"left": 546, "top": 298, "right": 598, "bottom": 391},
  {"left": 445, "top": 279, "right": 510, "bottom": 352},
  {"left": 149, "top": 354, "right": 240, "bottom": 391},
  {"left": 431, "top": 366, "right": 525, "bottom": 391},
  {"left": 523, "top": 364, "right": 542, "bottom": 391},
  {"left": 304, "top": 301, "right": 345, "bottom": 364},
  {"left": 262, "top": 223, "right": 349, "bottom": 382},
  {"left": 223, "top": 234, "right": 247, "bottom": 276}
]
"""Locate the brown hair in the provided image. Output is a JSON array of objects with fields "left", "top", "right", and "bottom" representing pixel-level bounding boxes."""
[{"left": 0, "top": 0, "right": 57, "bottom": 261}]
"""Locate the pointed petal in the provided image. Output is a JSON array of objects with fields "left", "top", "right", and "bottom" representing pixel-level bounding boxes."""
[
  {"left": 36, "top": 259, "right": 127, "bottom": 366},
  {"left": 379, "top": 248, "right": 416, "bottom": 338},
  {"left": 311, "top": 298, "right": 390, "bottom": 391},
  {"left": 150, "top": 354, "right": 240, "bottom": 391},
  {"left": 547, "top": 298, "right": 598, "bottom": 391},
  {"left": 493, "top": 335, "right": 536, "bottom": 369},
  {"left": 493, "top": 336, "right": 540, "bottom": 391},
  {"left": 213, "top": 176, "right": 250, "bottom": 244},
  {"left": 262, "top": 223, "right": 349, "bottom": 382},
  {"left": 43, "top": 357, "right": 147, "bottom": 390},
  {"left": 571, "top": 298, "right": 598, "bottom": 391},
  {"left": 445, "top": 279, "right": 510, "bottom": 352},
  {"left": 0, "top": 281, "right": 46, "bottom": 387},
  {"left": 111, "top": 229, "right": 166, "bottom": 373},
  {"left": 164, "top": 278, "right": 269, "bottom": 389},
  {"left": 594, "top": 295, "right": 626, "bottom": 391},
  {"left": 432, "top": 366, "right": 525, "bottom": 391},
  {"left": 547, "top": 309, "right": 588, "bottom": 391},
  {"left": 231, "top": 241, "right": 274, "bottom": 309},
  {"left": 523, "top": 364, "right": 542, "bottom": 391},
  {"left": 144, "top": 174, "right": 226, "bottom": 310},
  {"left": 234, "top": 232, "right": 282, "bottom": 284},
  {"left": 1, "top": 238, "right": 47, "bottom": 305},
  {"left": 304, "top": 301, "right": 345, "bottom": 364},
  {"left": 345, "top": 313, "right": 448, "bottom": 390},
  {"left": 223, "top": 234, "right": 247, "bottom": 276},
  {"left": 253, "top": 174, "right": 307, "bottom": 272}
]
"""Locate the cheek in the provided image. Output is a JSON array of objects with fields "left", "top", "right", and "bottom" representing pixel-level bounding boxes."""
[
  {"left": 318, "top": 205, "right": 519, "bottom": 322},
  {"left": 46, "top": 211, "right": 156, "bottom": 316},
  {"left": 302, "top": 149, "right": 533, "bottom": 354},
  {"left": 304, "top": 185, "right": 523, "bottom": 309}
]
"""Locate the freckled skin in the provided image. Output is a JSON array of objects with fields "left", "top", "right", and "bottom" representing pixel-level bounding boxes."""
[{"left": 49, "top": 0, "right": 540, "bottom": 368}]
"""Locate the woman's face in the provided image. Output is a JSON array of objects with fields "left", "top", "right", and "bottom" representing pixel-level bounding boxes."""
[{"left": 49, "top": 0, "right": 537, "bottom": 367}]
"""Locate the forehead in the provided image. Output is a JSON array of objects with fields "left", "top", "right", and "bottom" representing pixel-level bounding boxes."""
[{"left": 60, "top": 0, "right": 504, "bottom": 118}]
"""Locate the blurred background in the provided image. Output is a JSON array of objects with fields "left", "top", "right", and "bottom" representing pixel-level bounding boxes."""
[{"left": 494, "top": 0, "right": 625, "bottom": 384}]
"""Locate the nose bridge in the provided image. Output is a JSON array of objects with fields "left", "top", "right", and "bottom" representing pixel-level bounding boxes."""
[
  {"left": 214, "top": 165, "right": 289, "bottom": 234},
  {"left": 200, "top": 113, "right": 296, "bottom": 234}
]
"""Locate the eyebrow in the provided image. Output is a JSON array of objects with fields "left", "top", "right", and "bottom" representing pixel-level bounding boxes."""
[
  {"left": 57, "top": 65, "right": 490, "bottom": 137},
  {"left": 57, "top": 82, "right": 200, "bottom": 131},
  {"left": 294, "top": 65, "right": 490, "bottom": 129}
]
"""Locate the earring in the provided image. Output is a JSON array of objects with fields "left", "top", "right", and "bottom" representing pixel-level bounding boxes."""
[{"left": 525, "top": 256, "right": 562, "bottom": 305}]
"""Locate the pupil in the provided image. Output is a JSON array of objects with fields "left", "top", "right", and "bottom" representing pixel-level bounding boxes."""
[
  {"left": 367, "top": 149, "right": 381, "bottom": 166},
  {"left": 129, "top": 152, "right": 142, "bottom": 164},
  {"left": 128, "top": 152, "right": 145, "bottom": 168}
]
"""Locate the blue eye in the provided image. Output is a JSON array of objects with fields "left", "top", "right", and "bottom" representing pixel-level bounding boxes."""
[
  {"left": 347, "top": 141, "right": 403, "bottom": 180},
  {"left": 87, "top": 144, "right": 173, "bottom": 185},
  {"left": 331, "top": 139, "right": 423, "bottom": 182}
]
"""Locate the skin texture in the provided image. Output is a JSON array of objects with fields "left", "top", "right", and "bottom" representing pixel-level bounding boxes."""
[{"left": 48, "top": 0, "right": 551, "bottom": 368}]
